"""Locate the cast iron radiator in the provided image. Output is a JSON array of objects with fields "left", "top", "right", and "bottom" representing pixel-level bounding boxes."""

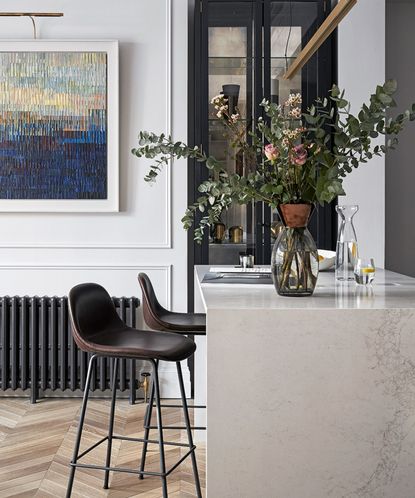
[{"left": 0, "top": 296, "right": 140, "bottom": 404}]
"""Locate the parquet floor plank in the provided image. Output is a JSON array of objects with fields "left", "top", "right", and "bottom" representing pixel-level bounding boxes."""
[{"left": 0, "top": 398, "right": 206, "bottom": 497}]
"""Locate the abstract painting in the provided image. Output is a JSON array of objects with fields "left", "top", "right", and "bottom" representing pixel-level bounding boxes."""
[{"left": 0, "top": 41, "right": 118, "bottom": 211}]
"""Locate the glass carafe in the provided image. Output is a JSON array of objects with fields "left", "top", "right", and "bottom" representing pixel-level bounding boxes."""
[{"left": 335, "top": 205, "right": 359, "bottom": 281}]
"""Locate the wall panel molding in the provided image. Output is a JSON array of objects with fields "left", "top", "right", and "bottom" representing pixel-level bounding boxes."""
[
  {"left": 0, "top": 0, "right": 172, "bottom": 251},
  {"left": 0, "top": 242, "right": 171, "bottom": 249},
  {"left": 0, "top": 264, "right": 172, "bottom": 308}
]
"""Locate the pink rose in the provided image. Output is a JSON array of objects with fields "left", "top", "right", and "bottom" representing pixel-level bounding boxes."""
[
  {"left": 291, "top": 144, "right": 307, "bottom": 166},
  {"left": 264, "top": 144, "right": 279, "bottom": 161}
]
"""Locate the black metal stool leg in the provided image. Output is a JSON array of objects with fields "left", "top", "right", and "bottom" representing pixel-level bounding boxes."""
[
  {"left": 103, "top": 357, "right": 119, "bottom": 489},
  {"left": 177, "top": 361, "right": 202, "bottom": 498},
  {"left": 139, "top": 364, "right": 156, "bottom": 480},
  {"left": 66, "top": 354, "right": 97, "bottom": 498},
  {"left": 151, "top": 359, "right": 168, "bottom": 497}
]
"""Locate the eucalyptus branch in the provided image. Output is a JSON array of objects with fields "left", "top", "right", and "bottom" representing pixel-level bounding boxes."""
[
  {"left": 131, "top": 131, "right": 225, "bottom": 183},
  {"left": 133, "top": 80, "right": 415, "bottom": 240}
]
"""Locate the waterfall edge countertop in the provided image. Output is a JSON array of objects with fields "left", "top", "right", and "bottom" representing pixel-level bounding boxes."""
[
  {"left": 194, "top": 266, "right": 415, "bottom": 498},
  {"left": 196, "top": 266, "right": 415, "bottom": 310}
]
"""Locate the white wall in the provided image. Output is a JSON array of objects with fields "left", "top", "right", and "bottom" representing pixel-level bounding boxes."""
[
  {"left": 0, "top": 0, "right": 189, "bottom": 395},
  {"left": 338, "top": 0, "right": 386, "bottom": 267}
]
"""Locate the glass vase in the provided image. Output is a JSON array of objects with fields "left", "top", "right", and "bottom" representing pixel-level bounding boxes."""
[
  {"left": 335, "top": 205, "right": 359, "bottom": 281},
  {"left": 271, "top": 204, "right": 319, "bottom": 297}
]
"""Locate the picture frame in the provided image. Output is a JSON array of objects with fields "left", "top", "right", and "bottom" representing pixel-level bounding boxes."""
[{"left": 0, "top": 40, "right": 119, "bottom": 212}]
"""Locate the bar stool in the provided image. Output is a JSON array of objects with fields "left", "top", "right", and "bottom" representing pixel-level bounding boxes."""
[
  {"left": 137, "top": 273, "right": 206, "bottom": 479},
  {"left": 138, "top": 272, "right": 206, "bottom": 335},
  {"left": 66, "top": 283, "right": 202, "bottom": 498}
]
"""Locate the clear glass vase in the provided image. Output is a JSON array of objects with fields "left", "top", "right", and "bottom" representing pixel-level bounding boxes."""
[
  {"left": 335, "top": 205, "right": 359, "bottom": 281},
  {"left": 271, "top": 204, "right": 319, "bottom": 297}
]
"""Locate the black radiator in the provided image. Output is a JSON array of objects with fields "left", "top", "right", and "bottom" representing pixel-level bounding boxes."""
[{"left": 0, "top": 295, "right": 140, "bottom": 404}]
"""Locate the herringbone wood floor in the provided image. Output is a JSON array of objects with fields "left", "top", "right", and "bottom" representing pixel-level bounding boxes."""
[{"left": 0, "top": 398, "right": 206, "bottom": 497}]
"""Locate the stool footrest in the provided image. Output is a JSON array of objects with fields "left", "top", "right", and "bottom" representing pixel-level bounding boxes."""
[
  {"left": 146, "top": 425, "right": 206, "bottom": 431},
  {"left": 154, "top": 404, "right": 206, "bottom": 409},
  {"left": 71, "top": 434, "right": 196, "bottom": 478},
  {"left": 77, "top": 436, "right": 108, "bottom": 460},
  {"left": 113, "top": 434, "right": 192, "bottom": 448}
]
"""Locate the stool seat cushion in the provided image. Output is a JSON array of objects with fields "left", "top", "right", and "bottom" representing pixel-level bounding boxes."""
[
  {"left": 138, "top": 273, "right": 206, "bottom": 334},
  {"left": 79, "top": 326, "right": 196, "bottom": 362},
  {"left": 156, "top": 311, "right": 206, "bottom": 333},
  {"left": 69, "top": 283, "right": 196, "bottom": 362}
]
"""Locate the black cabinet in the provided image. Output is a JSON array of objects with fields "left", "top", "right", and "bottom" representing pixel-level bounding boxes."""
[{"left": 188, "top": 0, "right": 337, "bottom": 282}]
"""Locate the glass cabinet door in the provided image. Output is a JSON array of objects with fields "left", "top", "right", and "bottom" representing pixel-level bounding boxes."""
[
  {"left": 207, "top": 2, "right": 255, "bottom": 265},
  {"left": 266, "top": 0, "right": 327, "bottom": 263},
  {"left": 191, "top": 0, "right": 335, "bottom": 267}
]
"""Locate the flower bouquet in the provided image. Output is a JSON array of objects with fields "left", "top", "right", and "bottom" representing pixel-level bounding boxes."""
[{"left": 132, "top": 80, "right": 415, "bottom": 295}]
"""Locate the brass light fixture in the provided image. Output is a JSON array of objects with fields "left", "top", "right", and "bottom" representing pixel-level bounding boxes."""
[
  {"left": 283, "top": 0, "right": 357, "bottom": 80},
  {"left": 0, "top": 12, "right": 64, "bottom": 39}
]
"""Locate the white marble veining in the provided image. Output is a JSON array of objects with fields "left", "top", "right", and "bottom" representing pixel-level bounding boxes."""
[{"left": 195, "top": 266, "right": 415, "bottom": 498}]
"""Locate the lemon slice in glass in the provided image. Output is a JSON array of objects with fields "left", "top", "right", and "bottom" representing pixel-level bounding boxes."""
[{"left": 361, "top": 267, "right": 375, "bottom": 274}]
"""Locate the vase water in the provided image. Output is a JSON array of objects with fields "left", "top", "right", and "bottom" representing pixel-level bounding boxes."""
[{"left": 271, "top": 204, "right": 319, "bottom": 296}]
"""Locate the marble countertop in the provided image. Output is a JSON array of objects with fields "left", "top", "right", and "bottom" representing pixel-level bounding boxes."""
[{"left": 196, "top": 266, "right": 415, "bottom": 311}]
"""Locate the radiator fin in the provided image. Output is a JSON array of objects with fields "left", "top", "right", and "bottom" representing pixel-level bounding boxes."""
[{"left": 0, "top": 296, "right": 139, "bottom": 403}]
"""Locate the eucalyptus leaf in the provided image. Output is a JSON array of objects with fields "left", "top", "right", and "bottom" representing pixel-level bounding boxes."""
[{"left": 133, "top": 80, "right": 415, "bottom": 240}]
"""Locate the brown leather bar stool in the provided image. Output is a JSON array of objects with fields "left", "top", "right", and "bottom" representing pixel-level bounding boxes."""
[
  {"left": 138, "top": 272, "right": 206, "bottom": 335},
  {"left": 66, "top": 283, "right": 202, "bottom": 498},
  {"left": 137, "top": 273, "right": 206, "bottom": 478}
]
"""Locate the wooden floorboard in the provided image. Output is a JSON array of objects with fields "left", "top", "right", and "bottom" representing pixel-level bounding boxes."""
[{"left": 0, "top": 398, "right": 206, "bottom": 498}]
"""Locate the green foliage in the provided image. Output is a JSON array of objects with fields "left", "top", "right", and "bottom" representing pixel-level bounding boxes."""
[{"left": 132, "top": 80, "right": 415, "bottom": 242}]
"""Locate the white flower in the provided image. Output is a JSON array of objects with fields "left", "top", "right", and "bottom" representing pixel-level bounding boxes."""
[
  {"left": 285, "top": 93, "right": 302, "bottom": 107},
  {"left": 289, "top": 107, "right": 302, "bottom": 119},
  {"left": 230, "top": 113, "right": 240, "bottom": 123},
  {"left": 211, "top": 95, "right": 228, "bottom": 110},
  {"left": 210, "top": 94, "right": 222, "bottom": 104}
]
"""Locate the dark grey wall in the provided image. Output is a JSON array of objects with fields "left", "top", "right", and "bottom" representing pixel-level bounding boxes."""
[{"left": 386, "top": 1, "right": 415, "bottom": 277}]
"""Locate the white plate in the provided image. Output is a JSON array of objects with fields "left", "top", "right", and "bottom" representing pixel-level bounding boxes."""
[{"left": 318, "top": 250, "right": 336, "bottom": 271}]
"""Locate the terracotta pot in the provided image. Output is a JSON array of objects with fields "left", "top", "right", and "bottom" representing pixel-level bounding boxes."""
[{"left": 278, "top": 203, "right": 313, "bottom": 228}]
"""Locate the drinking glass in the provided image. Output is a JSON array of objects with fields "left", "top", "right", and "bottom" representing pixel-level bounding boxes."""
[
  {"left": 240, "top": 254, "right": 255, "bottom": 268},
  {"left": 354, "top": 258, "right": 375, "bottom": 285}
]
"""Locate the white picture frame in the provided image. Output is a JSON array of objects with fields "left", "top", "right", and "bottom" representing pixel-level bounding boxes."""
[{"left": 0, "top": 40, "right": 119, "bottom": 212}]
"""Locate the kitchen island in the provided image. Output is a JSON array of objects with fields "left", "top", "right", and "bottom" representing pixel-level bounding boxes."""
[{"left": 194, "top": 266, "right": 415, "bottom": 498}]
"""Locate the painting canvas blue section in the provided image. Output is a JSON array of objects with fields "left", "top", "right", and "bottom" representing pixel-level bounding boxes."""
[{"left": 0, "top": 51, "right": 107, "bottom": 199}]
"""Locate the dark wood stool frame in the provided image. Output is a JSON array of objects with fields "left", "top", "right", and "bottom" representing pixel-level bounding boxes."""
[{"left": 66, "top": 354, "right": 202, "bottom": 498}]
